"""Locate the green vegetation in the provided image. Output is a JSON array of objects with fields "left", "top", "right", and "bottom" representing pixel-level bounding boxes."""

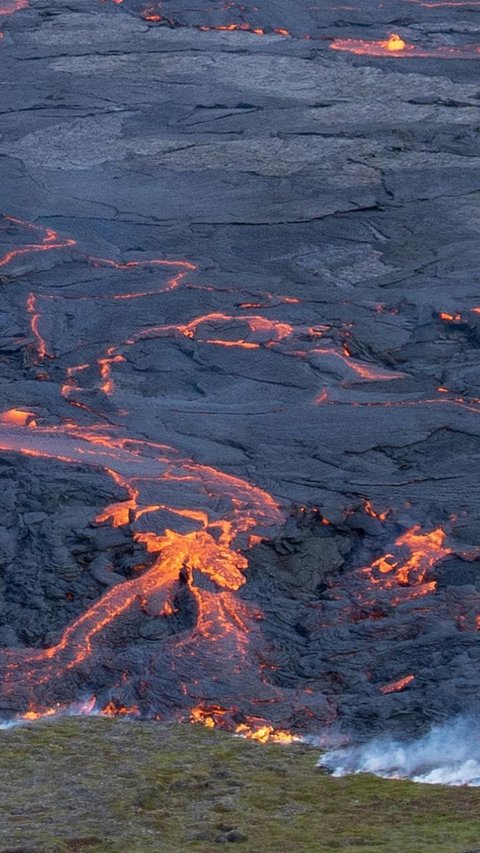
[{"left": 0, "top": 717, "right": 478, "bottom": 852}]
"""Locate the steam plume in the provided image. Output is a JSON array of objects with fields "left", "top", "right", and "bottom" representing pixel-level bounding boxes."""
[{"left": 320, "top": 717, "right": 480, "bottom": 786}]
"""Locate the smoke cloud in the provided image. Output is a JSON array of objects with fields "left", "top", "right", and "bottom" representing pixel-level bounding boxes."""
[{"left": 319, "top": 717, "right": 480, "bottom": 786}]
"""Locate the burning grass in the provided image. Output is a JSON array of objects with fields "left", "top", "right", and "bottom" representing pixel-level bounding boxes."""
[{"left": 0, "top": 718, "right": 479, "bottom": 852}]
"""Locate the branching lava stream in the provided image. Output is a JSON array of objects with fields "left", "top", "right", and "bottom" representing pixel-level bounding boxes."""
[
  {"left": 0, "top": 214, "right": 299, "bottom": 733},
  {"left": 0, "top": 211, "right": 471, "bottom": 737}
]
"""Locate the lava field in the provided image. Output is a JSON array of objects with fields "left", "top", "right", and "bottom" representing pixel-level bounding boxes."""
[{"left": 0, "top": 0, "right": 479, "bottom": 745}]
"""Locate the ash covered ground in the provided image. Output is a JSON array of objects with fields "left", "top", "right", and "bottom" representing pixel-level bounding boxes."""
[{"left": 0, "top": 0, "right": 479, "bottom": 742}]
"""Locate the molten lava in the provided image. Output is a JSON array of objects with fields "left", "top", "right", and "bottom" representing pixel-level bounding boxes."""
[
  {"left": 380, "top": 674, "right": 415, "bottom": 694},
  {"left": 0, "top": 212, "right": 461, "bottom": 739},
  {"left": 189, "top": 706, "right": 299, "bottom": 742},
  {"left": 330, "top": 32, "right": 480, "bottom": 58},
  {"left": 0, "top": 216, "right": 285, "bottom": 718},
  {"left": 0, "top": 0, "right": 27, "bottom": 14},
  {"left": 363, "top": 500, "right": 389, "bottom": 522},
  {"left": 138, "top": 2, "right": 291, "bottom": 37},
  {"left": 0, "top": 216, "right": 76, "bottom": 268},
  {"left": 0, "top": 222, "right": 283, "bottom": 717},
  {"left": 383, "top": 33, "right": 407, "bottom": 52},
  {"left": 362, "top": 525, "right": 451, "bottom": 600},
  {"left": 440, "top": 311, "right": 462, "bottom": 322},
  {"left": 235, "top": 723, "right": 301, "bottom": 743},
  {"left": 0, "top": 409, "right": 37, "bottom": 427}
]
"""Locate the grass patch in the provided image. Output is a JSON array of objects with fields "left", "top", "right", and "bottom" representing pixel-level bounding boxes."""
[{"left": 0, "top": 718, "right": 478, "bottom": 852}]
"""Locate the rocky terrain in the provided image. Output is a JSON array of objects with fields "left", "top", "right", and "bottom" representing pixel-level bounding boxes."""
[{"left": 0, "top": 0, "right": 479, "bottom": 744}]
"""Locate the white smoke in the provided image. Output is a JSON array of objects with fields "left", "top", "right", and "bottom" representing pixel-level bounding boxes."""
[
  {"left": 319, "top": 717, "right": 480, "bottom": 786},
  {"left": 0, "top": 698, "right": 99, "bottom": 730}
]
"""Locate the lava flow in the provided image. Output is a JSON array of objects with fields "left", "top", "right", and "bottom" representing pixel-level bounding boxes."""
[
  {"left": 0, "top": 214, "right": 299, "bottom": 729},
  {"left": 361, "top": 525, "right": 451, "bottom": 602},
  {"left": 0, "top": 210, "right": 472, "bottom": 741},
  {"left": 0, "top": 415, "right": 284, "bottom": 723},
  {"left": 0, "top": 0, "right": 28, "bottom": 15},
  {"left": 330, "top": 32, "right": 480, "bottom": 58},
  {"left": 135, "top": 0, "right": 292, "bottom": 36},
  {"left": 379, "top": 674, "right": 415, "bottom": 694}
]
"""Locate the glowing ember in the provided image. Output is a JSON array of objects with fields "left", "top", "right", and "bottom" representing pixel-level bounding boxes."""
[
  {"left": 380, "top": 675, "right": 415, "bottom": 694},
  {"left": 363, "top": 500, "right": 389, "bottom": 522},
  {"left": 440, "top": 311, "right": 462, "bottom": 322},
  {"left": 101, "top": 700, "right": 140, "bottom": 716}
]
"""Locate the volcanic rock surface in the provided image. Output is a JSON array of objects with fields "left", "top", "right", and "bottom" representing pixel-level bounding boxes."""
[{"left": 0, "top": 0, "right": 479, "bottom": 740}]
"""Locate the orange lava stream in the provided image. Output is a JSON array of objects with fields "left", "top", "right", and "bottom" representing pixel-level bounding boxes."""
[
  {"left": 315, "top": 387, "right": 480, "bottom": 415},
  {"left": 0, "top": 214, "right": 299, "bottom": 727},
  {"left": 3, "top": 217, "right": 394, "bottom": 400},
  {"left": 0, "top": 216, "right": 288, "bottom": 715},
  {"left": 0, "top": 213, "right": 456, "bottom": 729},
  {"left": 330, "top": 32, "right": 480, "bottom": 58},
  {"left": 235, "top": 722, "right": 301, "bottom": 743},
  {"left": 0, "top": 409, "right": 282, "bottom": 696},
  {"left": 97, "top": 349, "right": 126, "bottom": 396},
  {"left": 26, "top": 293, "right": 49, "bottom": 360},
  {"left": 361, "top": 525, "right": 451, "bottom": 600},
  {"left": 307, "top": 347, "right": 404, "bottom": 383},
  {"left": 128, "top": 312, "right": 294, "bottom": 347},
  {"left": 197, "top": 22, "right": 266, "bottom": 34},
  {"left": 0, "top": 216, "right": 76, "bottom": 267},
  {"left": 88, "top": 254, "right": 196, "bottom": 295}
]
